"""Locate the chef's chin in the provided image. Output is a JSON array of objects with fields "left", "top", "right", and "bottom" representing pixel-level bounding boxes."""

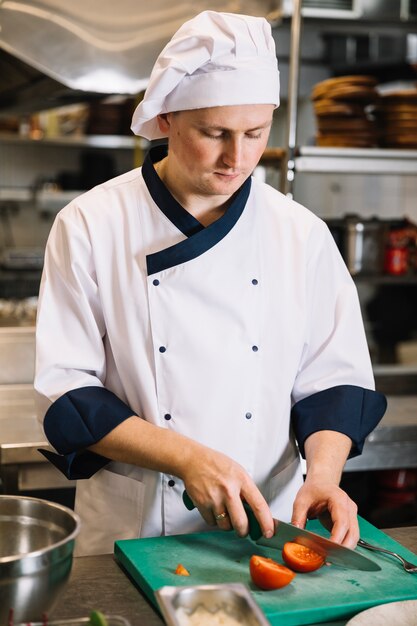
[{"left": 210, "top": 172, "right": 246, "bottom": 194}]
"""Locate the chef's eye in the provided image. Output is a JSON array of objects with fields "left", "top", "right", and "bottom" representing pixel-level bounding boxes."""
[
  {"left": 204, "top": 131, "right": 224, "bottom": 140},
  {"left": 246, "top": 132, "right": 262, "bottom": 139}
]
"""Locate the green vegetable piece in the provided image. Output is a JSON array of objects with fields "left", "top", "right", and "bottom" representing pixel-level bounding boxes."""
[{"left": 89, "top": 610, "right": 108, "bottom": 626}]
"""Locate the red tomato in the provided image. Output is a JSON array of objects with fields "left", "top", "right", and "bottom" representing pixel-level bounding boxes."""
[
  {"left": 249, "top": 555, "right": 295, "bottom": 590},
  {"left": 282, "top": 542, "right": 325, "bottom": 573}
]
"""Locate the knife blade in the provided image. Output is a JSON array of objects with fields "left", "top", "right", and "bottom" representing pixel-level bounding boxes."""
[
  {"left": 243, "top": 502, "right": 381, "bottom": 571},
  {"left": 182, "top": 491, "right": 380, "bottom": 572}
]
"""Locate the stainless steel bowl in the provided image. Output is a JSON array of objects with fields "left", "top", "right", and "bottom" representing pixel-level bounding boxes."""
[{"left": 0, "top": 495, "right": 80, "bottom": 623}]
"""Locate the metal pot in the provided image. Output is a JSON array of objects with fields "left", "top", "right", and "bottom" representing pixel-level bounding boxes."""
[
  {"left": 0, "top": 495, "right": 80, "bottom": 623},
  {"left": 344, "top": 215, "right": 388, "bottom": 276}
]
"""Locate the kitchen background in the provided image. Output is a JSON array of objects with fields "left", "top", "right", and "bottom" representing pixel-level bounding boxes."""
[{"left": 0, "top": 0, "right": 417, "bottom": 529}]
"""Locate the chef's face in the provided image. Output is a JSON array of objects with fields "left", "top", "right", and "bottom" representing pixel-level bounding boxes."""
[{"left": 157, "top": 104, "right": 274, "bottom": 199}]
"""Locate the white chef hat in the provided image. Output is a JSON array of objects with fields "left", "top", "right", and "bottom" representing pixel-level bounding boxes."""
[{"left": 131, "top": 10, "right": 280, "bottom": 140}]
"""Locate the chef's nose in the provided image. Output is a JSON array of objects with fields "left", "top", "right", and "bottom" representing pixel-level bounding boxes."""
[{"left": 222, "top": 137, "right": 242, "bottom": 169}]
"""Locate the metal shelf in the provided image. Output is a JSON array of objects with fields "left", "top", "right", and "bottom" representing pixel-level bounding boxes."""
[
  {"left": 353, "top": 273, "right": 417, "bottom": 285},
  {"left": 295, "top": 147, "right": 417, "bottom": 175},
  {"left": 0, "top": 188, "right": 32, "bottom": 202},
  {"left": 0, "top": 132, "right": 146, "bottom": 150},
  {"left": 282, "top": 0, "right": 417, "bottom": 192}
]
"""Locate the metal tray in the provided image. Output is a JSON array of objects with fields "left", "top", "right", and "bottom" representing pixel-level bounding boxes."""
[{"left": 156, "top": 583, "right": 271, "bottom": 626}]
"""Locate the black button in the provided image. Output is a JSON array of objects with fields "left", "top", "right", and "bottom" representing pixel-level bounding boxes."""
[
  {"left": 252, "top": 279, "right": 258, "bottom": 285},
  {"left": 159, "top": 346, "right": 166, "bottom": 353},
  {"left": 153, "top": 279, "right": 160, "bottom": 286},
  {"left": 164, "top": 413, "right": 172, "bottom": 421},
  {"left": 252, "top": 345, "right": 259, "bottom": 352},
  {"left": 245, "top": 412, "right": 252, "bottom": 419},
  {"left": 168, "top": 479, "right": 175, "bottom": 487}
]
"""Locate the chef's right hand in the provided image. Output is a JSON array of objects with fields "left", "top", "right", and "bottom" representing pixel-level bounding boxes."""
[{"left": 180, "top": 445, "right": 274, "bottom": 539}]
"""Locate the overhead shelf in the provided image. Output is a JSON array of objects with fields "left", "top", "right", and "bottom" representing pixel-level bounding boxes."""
[
  {"left": 0, "top": 188, "right": 32, "bottom": 202},
  {"left": 0, "top": 132, "right": 146, "bottom": 150},
  {"left": 353, "top": 273, "right": 417, "bottom": 285},
  {"left": 295, "top": 147, "right": 417, "bottom": 175}
]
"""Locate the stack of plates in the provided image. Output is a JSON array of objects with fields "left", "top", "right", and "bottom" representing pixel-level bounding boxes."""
[
  {"left": 311, "top": 75, "right": 379, "bottom": 148},
  {"left": 374, "top": 89, "right": 417, "bottom": 149}
]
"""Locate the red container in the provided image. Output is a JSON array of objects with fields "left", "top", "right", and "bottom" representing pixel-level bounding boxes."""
[{"left": 384, "top": 246, "right": 408, "bottom": 275}]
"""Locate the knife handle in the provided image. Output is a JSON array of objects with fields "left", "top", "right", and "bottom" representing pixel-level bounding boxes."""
[
  {"left": 182, "top": 491, "right": 262, "bottom": 541},
  {"left": 242, "top": 502, "right": 263, "bottom": 541},
  {"left": 182, "top": 490, "right": 195, "bottom": 511}
]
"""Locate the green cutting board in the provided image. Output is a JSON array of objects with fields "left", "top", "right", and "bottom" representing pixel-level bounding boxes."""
[{"left": 114, "top": 517, "right": 417, "bottom": 625}]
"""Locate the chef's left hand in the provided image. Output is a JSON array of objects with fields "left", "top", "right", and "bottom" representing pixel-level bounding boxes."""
[
  {"left": 290, "top": 477, "right": 359, "bottom": 549},
  {"left": 291, "top": 430, "right": 359, "bottom": 549}
]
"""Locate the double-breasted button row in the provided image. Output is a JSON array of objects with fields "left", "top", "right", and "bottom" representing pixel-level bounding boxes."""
[
  {"left": 154, "top": 274, "right": 258, "bottom": 428},
  {"left": 249, "top": 279, "right": 258, "bottom": 421},
  {"left": 152, "top": 279, "right": 165, "bottom": 353}
]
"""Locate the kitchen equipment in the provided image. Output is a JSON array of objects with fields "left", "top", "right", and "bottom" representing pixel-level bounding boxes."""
[
  {"left": 156, "top": 583, "right": 271, "bottom": 626},
  {"left": 344, "top": 215, "right": 388, "bottom": 275},
  {"left": 182, "top": 492, "right": 379, "bottom": 571},
  {"left": 358, "top": 539, "right": 417, "bottom": 573},
  {"left": 114, "top": 516, "right": 417, "bottom": 626},
  {"left": 283, "top": 0, "right": 417, "bottom": 21},
  {"left": 0, "top": 495, "right": 81, "bottom": 624}
]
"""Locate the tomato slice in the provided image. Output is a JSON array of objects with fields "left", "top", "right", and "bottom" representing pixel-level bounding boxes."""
[
  {"left": 174, "top": 563, "right": 190, "bottom": 576},
  {"left": 282, "top": 542, "right": 325, "bottom": 573},
  {"left": 249, "top": 555, "right": 295, "bottom": 590}
]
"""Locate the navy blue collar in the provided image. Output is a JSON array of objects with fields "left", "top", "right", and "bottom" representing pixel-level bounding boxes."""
[
  {"left": 143, "top": 145, "right": 252, "bottom": 275},
  {"left": 142, "top": 145, "right": 204, "bottom": 237}
]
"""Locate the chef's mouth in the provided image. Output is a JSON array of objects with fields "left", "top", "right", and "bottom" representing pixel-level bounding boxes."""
[{"left": 215, "top": 171, "right": 241, "bottom": 179}]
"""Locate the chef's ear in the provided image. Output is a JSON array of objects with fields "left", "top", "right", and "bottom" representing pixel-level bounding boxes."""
[{"left": 157, "top": 113, "right": 171, "bottom": 134}]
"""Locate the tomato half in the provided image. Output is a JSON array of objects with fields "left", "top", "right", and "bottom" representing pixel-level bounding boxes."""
[
  {"left": 249, "top": 555, "right": 295, "bottom": 590},
  {"left": 282, "top": 542, "right": 325, "bottom": 573}
]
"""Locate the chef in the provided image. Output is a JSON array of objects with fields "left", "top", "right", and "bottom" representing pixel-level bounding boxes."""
[{"left": 35, "top": 10, "right": 386, "bottom": 556}]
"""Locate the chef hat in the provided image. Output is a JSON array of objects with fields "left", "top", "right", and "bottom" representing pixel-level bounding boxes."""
[{"left": 131, "top": 10, "right": 280, "bottom": 140}]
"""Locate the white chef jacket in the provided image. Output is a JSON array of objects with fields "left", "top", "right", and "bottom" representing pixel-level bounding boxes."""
[{"left": 35, "top": 146, "right": 386, "bottom": 556}]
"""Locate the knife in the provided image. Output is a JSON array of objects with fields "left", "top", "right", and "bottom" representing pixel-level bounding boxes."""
[{"left": 182, "top": 491, "right": 380, "bottom": 572}]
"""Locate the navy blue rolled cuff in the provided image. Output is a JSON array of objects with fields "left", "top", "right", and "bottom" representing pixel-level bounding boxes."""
[
  {"left": 291, "top": 385, "right": 387, "bottom": 459},
  {"left": 41, "top": 386, "right": 136, "bottom": 480},
  {"left": 38, "top": 448, "right": 109, "bottom": 480}
]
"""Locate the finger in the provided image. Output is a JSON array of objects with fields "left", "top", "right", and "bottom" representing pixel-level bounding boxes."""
[
  {"left": 195, "top": 499, "right": 222, "bottom": 527},
  {"left": 335, "top": 500, "right": 359, "bottom": 548},
  {"left": 241, "top": 485, "right": 274, "bottom": 539},
  {"left": 198, "top": 500, "right": 233, "bottom": 530},
  {"left": 223, "top": 497, "right": 250, "bottom": 537},
  {"left": 213, "top": 508, "right": 232, "bottom": 531},
  {"left": 186, "top": 488, "right": 233, "bottom": 531},
  {"left": 328, "top": 496, "right": 358, "bottom": 548},
  {"left": 291, "top": 498, "right": 308, "bottom": 529},
  {"left": 198, "top": 507, "right": 217, "bottom": 526}
]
